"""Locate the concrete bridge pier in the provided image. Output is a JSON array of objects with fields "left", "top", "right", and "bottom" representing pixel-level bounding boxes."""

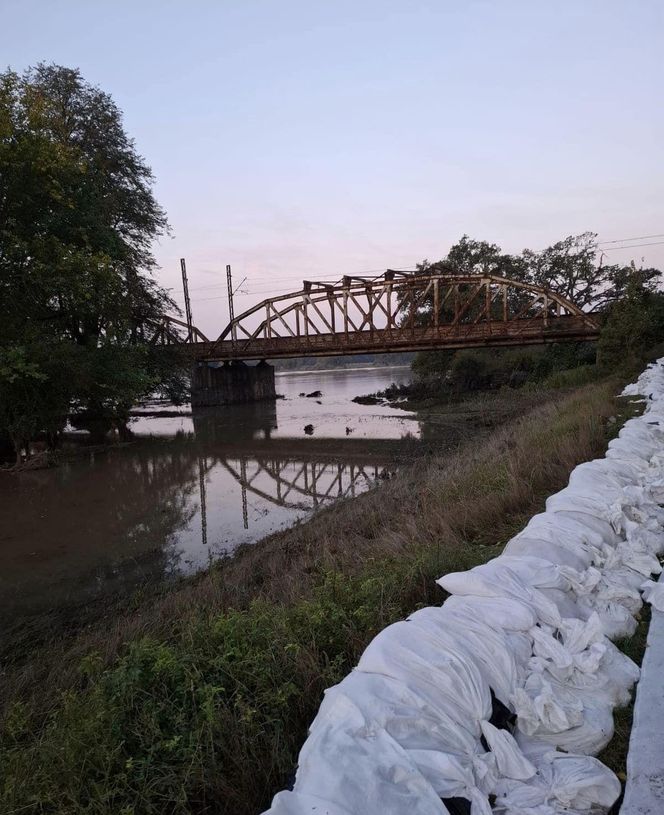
[{"left": 191, "top": 360, "right": 276, "bottom": 407}]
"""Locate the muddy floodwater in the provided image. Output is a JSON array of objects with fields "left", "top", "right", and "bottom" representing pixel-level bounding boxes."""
[{"left": 1, "top": 366, "right": 426, "bottom": 624}]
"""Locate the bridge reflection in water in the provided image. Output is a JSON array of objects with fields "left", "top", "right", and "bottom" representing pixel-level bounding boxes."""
[
  {"left": 191, "top": 403, "right": 398, "bottom": 546},
  {"left": 1, "top": 400, "right": 411, "bottom": 622},
  {"left": 210, "top": 455, "right": 382, "bottom": 529}
]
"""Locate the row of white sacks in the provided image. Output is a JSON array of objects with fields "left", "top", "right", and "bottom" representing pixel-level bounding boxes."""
[{"left": 264, "top": 361, "right": 664, "bottom": 815}]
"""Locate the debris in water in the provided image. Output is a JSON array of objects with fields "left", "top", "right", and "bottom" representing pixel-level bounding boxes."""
[{"left": 304, "top": 424, "right": 314, "bottom": 435}]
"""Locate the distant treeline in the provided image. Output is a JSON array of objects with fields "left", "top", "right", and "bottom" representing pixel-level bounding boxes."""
[{"left": 273, "top": 352, "right": 415, "bottom": 371}]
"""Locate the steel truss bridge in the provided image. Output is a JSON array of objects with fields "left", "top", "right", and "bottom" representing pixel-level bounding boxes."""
[{"left": 149, "top": 270, "right": 600, "bottom": 361}]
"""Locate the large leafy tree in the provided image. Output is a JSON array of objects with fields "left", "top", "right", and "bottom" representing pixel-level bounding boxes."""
[
  {"left": 598, "top": 274, "right": 664, "bottom": 370},
  {"left": 407, "top": 237, "right": 531, "bottom": 327},
  {"left": 404, "top": 232, "right": 661, "bottom": 326},
  {"left": 406, "top": 233, "right": 662, "bottom": 384},
  {"left": 522, "top": 232, "right": 601, "bottom": 308},
  {"left": 0, "top": 64, "right": 185, "bottom": 458}
]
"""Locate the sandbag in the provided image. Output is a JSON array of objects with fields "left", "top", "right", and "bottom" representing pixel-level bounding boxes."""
[
  {"left": 641, "top": 577, "right": 664, "bottom": 611},
  {"left": 294, "top": 716, "right": 452, "bottom": 815},
  {"left": 262, "top": 361, "right": 664, "bottom": 815},
  {"left": 356, "top": 622, "right": 492, "bottom": 732},
  {"left": 266, "top": 791, "right": 356, "bottom": 815},
  {"left": 493, "top": 751, "right": 621, "bottom": 814},
  {"left": 442, "top": 595, "right": 538, "bottom": 632},
  {"left": 438, "top": 561, "right": 563, "bottom": 627},
  {"left": 313, "top": 672, "right": 480, "bottom": 756},
  {"left": 407, "top": 607, "right": 518, "bottom": 707},
  {"left": 513, "top": 671, "right": 614, "bottom": 754},
  {"left": 504, "top": 536, "right": 592, "bottom": 572}
]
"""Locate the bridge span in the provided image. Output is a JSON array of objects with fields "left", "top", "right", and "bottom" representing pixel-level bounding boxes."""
[
  {"left": 150, "top": 270, "right": 600, "bottom": 362},
  {"left": 148, "top": 270, "right": 600, "bottom": 403}
]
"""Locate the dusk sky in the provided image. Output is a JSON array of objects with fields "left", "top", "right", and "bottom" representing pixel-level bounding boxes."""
[{"left": 2, "top": 0, "right": 663, "bottom": 336}]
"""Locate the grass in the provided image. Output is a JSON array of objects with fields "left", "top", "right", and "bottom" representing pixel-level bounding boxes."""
[
  {"left": 0, "top": 377, "right": 641, "bottom": 815},
  {"left": 530, "top": 363, "right": 604, "bottom": 390}
]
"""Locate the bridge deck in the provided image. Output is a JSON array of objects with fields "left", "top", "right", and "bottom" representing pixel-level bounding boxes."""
[{"left": 185, "top": 315, "right": 599, "bottom": 362}]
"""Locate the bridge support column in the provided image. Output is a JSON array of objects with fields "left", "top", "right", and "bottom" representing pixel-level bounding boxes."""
[{"left": 191, "top": 360, "right": 276, "bottom": 407}]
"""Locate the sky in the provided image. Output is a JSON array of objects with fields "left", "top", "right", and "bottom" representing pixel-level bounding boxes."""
[{"left": 2, "top": 0, "right": 663, "bottom": 336}]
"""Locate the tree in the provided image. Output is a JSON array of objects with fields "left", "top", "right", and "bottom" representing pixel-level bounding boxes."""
[
  {"left": 407, "top": 233, "right": 663, "bottom": 388},
  {"left": 401, "top": 236, "right": 530, "bottom": 329},
  {"left": 597, "top": 273, "right": 664, "bottom": 371},
  {"left": 596, "top": 261, "right": 661, "bottom": 309},
  {"left": 407, "top": 232, "right": 661, "bottom": 326},
  {"left": 522, "top": 233, "right": 662, "bottom": 310},
  {"left": 521, "top": 232, "right": 602, "bottom": 308},
  {"left": 0, "top": 64, "right": 186, "bottom": 458}
]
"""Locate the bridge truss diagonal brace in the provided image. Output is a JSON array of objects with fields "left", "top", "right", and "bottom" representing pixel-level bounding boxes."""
[{"left": 154, "top": 269, "right": 600, "bottom": 360}]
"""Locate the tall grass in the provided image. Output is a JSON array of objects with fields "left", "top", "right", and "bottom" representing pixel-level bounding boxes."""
[
  {"left": 0, "top": 380, "right": 632, "bottom": 815},
  {"left": 533, "top": 363, "right": 603, "bottom": 389}
]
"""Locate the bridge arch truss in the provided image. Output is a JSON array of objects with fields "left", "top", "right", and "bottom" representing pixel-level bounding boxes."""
[{"left": 152, "top": 271, "right": 600, "bottom": 360}]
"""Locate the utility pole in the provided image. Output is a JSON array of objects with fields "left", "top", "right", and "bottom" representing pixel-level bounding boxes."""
[
  {"left": 226, "top": 264, "right": 237, "bottom": 346},
  {"left": 180, "top": 258, "right": 193, "bottom": 341}
]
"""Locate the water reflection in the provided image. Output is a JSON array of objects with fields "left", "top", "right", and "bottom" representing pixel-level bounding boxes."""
[
  {"left": 192, "top": 400, "right": 279, "bottom": 443},
  {"left": 1, "top": 402, "right": 401, "bottom": 623},
  {"left": 212, "top": 454, "right": 386, "bottom": 517}
]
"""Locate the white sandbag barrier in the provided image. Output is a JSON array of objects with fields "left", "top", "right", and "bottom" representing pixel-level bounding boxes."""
[{"left": 263, "top": 361, "right": 664, "bottom": 815}]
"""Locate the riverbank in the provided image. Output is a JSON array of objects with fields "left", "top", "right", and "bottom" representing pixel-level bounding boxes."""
[
  {"left": 0, "top": 386, "right": 557, "bottom": 643},
  {"left": 357, "top": 362, "right": 607, "bottom": 413},
  {"left": 0, "top": 377, "right": 637, "bottom": 815},
  {"left": 2, "top": 387, "right": 573, "bottom": 653}
]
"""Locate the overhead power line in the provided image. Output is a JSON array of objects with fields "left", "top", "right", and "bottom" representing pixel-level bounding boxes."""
[
  {"left": 191, "top": 294, "right": 237, "bottom": 303},
  {"left": 598, "top": 233, "right": 664, "bottom": 246},
  {"left": 189, "top": 272, "right": 334, "bottom": 292},
  {"left": 192, "top": 287, "right": 313, "bottom": 303},
  {"left": 601, "top": 240, "right": 664, "bottom": 252},
  {"left": 187, "top": 263, "right": 419, "bottom": 293}
]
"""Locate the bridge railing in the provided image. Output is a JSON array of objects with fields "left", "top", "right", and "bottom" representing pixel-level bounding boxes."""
[{"left": 194, "top": 314, "right": 600, "bottom": 360}]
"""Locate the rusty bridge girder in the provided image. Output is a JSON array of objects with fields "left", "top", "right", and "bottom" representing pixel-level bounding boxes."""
[{"left": 148, "top": 271, "right": 601, "bottom": 361}]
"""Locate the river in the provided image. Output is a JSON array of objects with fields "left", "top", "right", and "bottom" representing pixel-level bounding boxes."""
[{"left": 1, "top": 366, "right": 425, "bottom": 624}]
